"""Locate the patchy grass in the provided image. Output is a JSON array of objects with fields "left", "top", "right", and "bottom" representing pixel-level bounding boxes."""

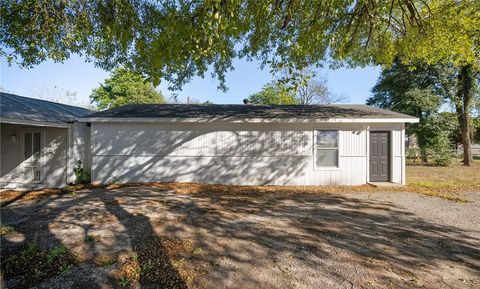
[
  {"left": 407, "top": 160, "right": 480, "bottom": 187},
  {"left": 405, "top": 160, "right": 480, "bottom": 201},
  {"left": 1, "top": 241, "right": 78, "bottom": 289},
  {"left": 47, "top": 244, "right": 68, "bottom": 263},
  {"left": 84, "top": 234, "right": 100, "bottom": 243}
]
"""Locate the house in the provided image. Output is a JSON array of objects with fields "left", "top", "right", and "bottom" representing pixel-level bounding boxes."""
[
  {"left": 0, "top": 93, "right": 91, "bottom": 189},
  {"left": 78, "top": 104, "right": 418, "bottom": 186}
]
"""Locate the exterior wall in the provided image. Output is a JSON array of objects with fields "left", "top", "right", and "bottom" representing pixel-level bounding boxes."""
[
  {"left": 67, "top": 122, "right": 91, "bottom": 183},
  {"left": 0, "top": 123, "right": 69, "bottom": 189},
  {"left": 90, "top": 122, "right": 405, "bottom": 186}
]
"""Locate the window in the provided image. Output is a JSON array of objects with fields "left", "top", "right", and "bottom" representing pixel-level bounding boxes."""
[
  {"left": 315, "top": 130, "right": 339, "bottom": 168},
  {"left": 24, "top": 132, "right": 41, "bottom": 160},
  {"left": 23, "top": 132, "right": 42, "bottom": 182},
  {"left": 24, "top": 167, "right": 42, "bottom": 182}
]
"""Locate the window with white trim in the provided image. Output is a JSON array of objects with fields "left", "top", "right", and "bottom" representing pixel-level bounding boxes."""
[
  {"left": 314, "top": 130, "right": 339, "bottom": 168},
  {"left": 24, "top": 132, "right": 41, "bottom": 160},
  {"left": 23, "top": 132, "right": 42, "bottom": 182}
]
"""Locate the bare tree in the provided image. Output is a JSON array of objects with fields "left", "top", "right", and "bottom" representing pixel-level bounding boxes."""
[
  {"left": 28, "top": 85, "right": 93, "bottom": 109},
  {"left": 295, "top": 70, "right": 347, "bottom": 104}
]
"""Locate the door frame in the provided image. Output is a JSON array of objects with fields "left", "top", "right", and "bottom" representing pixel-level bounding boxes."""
[
  {"left": 368, "top": 130, "right": 391, "bottom": 182},
  {"left": 20, "top": 128, "right": 45, "bottom": 184}
]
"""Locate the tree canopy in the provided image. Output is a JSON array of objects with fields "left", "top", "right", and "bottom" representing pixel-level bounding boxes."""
[
  {"left": 90, "top": 68, "right": 165, "bottom": 110},
  {"left": 368, "top": 61, "right": 454, "bottom": 164},
  {"left": 1, "top": 1, "right": 479, "bottom": 90},
  {"left": 367, "top": 60, "right": 480, "bottom": 165},
  {"left": 249, "top": 82, "right": 298, "bottom": 105},
  {"left": 249, "top": 69, "right": 345, "bottom": 105}
]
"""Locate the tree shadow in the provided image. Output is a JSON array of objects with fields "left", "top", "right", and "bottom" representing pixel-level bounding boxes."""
[
  {"left": 1, "top": 186, "right": 479, "bottom": 288},
  {"left": 98, "top": 192, "right": 187, "bottom": 288},
  {"left": 152, "top": 188, "right": 480, "bottom": 288}
]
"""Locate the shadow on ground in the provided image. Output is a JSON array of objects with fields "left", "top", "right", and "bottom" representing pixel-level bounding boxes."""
[{"left": 1, "top": 186, "right": 479, "bottom": 288}]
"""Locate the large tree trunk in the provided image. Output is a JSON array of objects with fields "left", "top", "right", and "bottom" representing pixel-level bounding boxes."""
[{"left": 455, "top": 64, "right": 475, "bottom": 166}]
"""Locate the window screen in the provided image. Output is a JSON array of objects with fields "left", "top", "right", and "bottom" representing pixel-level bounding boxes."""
[{"left": 315, "top": 130, "right": 339, "bottom": 167}]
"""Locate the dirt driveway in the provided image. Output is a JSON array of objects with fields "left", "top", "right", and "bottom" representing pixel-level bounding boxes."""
[{"left": 1, "top": 186, "right": 479, "bottom": 288}]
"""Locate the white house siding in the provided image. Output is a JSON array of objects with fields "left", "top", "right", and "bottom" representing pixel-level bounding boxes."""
[
  {"left": 90, "top": 122, "right": 405, "bottom": 186},
  {"left": 67, "top": 122, "right": 91, "bottom": 183},
  {"left": 0, "top": 123, "right": 69, "bottom": 189}
]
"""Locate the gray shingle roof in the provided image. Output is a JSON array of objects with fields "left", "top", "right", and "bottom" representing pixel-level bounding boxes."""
[
  {"left": 1, "top": 92, "right": 91, "bottom": 123},
  {"left": 85, "top": 103, "right": 417, "bottom": 121}
]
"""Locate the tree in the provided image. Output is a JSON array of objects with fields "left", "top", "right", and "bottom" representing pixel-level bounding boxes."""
[
  {"left": 418, "top": 113, "right": 457, "bottom": 166},
  {"left": 252, "top": 68, "right": 345, "bottom": 105},
  {"left": 368, "top": 61, "right": 456, "bottom": 164},
  {"left": 287, "top": 68, "right": 346, "bottom": 104},
  {"left": 90, "top": 68, "right": 165, "bottom": 110},
  {"left": 3, "top": 0, "right": 479, "bottom": 163},
  {"left": 474, "top": 117, "right": 480, "bottom": 144},
  {"left": 2, "top": 1, "right": 478, "bottom": 90},
  {"left": 249, "top": 82, "right": 298, "bottom": 105},
  {"left": 454, "top": 65, "right": 478, "bottom": 165}
]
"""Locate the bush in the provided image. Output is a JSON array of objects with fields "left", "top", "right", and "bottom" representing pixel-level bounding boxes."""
[
  {"left": 416, "top": 114, "right": 456, "bottom": 166},
  {"left": 73, "top": 160, "right": 91, "bottom": 184},
  {"left": 406, "top": 147, "right": 420, "bottom": 163},
  {"left": 428, "top": 142, "right": 455, "bottom": 166}
]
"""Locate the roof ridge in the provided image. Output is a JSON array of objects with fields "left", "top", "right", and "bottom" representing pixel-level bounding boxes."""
[
  {"left": 84, "top": 102, "right": 418, "bottom": 120},
  {"left": 120, "top": 103, "right": 370, "bottom": 106}
]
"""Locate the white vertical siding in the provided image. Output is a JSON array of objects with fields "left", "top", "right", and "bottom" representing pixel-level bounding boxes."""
[
  {"left": 92, "top": 123, "right": 311, "bottom": 157},
  {"left": 0, "top": 123, "right": 20, "bottom": 177},
  {"left": 0, "top": 123, "right": 68, "bottom": 189},
  {"left": 67, "top": 122, "right": 91, "bottom": 183},
  {"left": 391, "top": 127, "right": 403, "bottom": 184},
  {"left": 340, "top": 129, "right": 366, "bottom": 156},
  {"left": 90, "top": 122, "right": 404, "bottom": 186},
  {"left": 401, "top": 127, "right": 406, "bottom": 185}
]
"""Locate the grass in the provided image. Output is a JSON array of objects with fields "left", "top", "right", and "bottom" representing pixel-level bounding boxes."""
[
  {"left": 407, "top": 160, "right": 480, "bottom": 188},
  {"left": 1, "top": 241, "right": 78, "bottom": 289},
  {"left": 47, "top": 244, "right": 68, "bottom": 263},
  {"left": 405, "top": 159, "right": 480, "bottom": 201},
  {"left": 84, "top": 234, "right": 100, "bottom": 243}
]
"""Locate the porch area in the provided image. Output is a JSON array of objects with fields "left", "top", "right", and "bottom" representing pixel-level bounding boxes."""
[{"left": 0, "top": 122, "right": 70, "bottom": 189}]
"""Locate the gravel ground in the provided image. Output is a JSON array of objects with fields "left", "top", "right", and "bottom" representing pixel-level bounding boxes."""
[{"left": 1, "top": 187, "right": 479, "bottom": 289}]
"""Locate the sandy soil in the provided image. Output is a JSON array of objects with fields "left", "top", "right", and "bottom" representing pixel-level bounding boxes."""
[{"left": 1, "top": 186, "right": 479, "bottom": 288}]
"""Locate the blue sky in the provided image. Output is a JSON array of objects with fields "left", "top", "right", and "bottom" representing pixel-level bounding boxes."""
[{"left": 1, "top": 54, "right": 380, "bottom": 106}]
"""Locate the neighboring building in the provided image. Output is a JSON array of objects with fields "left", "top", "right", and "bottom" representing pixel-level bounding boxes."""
[
  {"left": 0, "top": 93, "right": 91, "bottom": 189},
  {"left": 79, "top": 104, "right": 418, "bottom": 186}
]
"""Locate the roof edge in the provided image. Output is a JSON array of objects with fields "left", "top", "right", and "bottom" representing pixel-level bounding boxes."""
[
  {"left": 78, "top": 117, "right": 419, "bottom": 124},
  {"left": 0, "top": 117, "right": 70, "bottom": 128}
]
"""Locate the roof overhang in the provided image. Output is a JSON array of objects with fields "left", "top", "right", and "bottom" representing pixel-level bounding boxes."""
[
  {"left": 78, "top": 117, "right": 419, "bottom": 123},
  {"left": 0, "top": 117, "right": 70, "bottom": 128}
]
